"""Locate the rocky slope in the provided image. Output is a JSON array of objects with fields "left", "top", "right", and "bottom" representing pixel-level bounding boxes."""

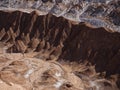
[
  {"left": 0, "top": 1, "right": 120, "bottom": 90},
  {"left": 0, "top": 10, "right": 120, "bottom": 77}
]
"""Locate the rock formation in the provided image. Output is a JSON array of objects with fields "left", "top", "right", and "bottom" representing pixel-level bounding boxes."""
[
  {"left": 0, "top": 1, "right": 120, "bottom": 89},
  {"left": 0, "top": 0, "right": 120, "bottom": 31},
  {"left": 0, "top": 10, "right": 120, "bottom": 77}
]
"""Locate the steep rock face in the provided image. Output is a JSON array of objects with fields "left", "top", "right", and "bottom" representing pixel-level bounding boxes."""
[
  {"left": 0, "top": 11, "right": 120, "bottom": 77},
  {"left": 60, "top": 24, "right": 120, "bottom": 76},
  {"left": 0, "top": 11, "right": 68, "bottom": 54}
]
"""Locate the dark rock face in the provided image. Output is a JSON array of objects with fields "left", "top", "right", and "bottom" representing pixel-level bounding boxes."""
[
  {"left": 0, "top": 11, "right": 120, "bottom": 77},
  {"left": 60, "top": 24, "right": 120, "bottom": 76}
]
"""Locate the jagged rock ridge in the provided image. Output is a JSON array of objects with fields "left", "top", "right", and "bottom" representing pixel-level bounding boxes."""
[{"left": 0, "top": 0, "right": 120, "bottom": 32}]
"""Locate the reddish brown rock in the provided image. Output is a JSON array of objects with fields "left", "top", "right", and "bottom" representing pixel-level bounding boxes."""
[{"left": 0, "top": 10, "right": 119, "bottom": 80}]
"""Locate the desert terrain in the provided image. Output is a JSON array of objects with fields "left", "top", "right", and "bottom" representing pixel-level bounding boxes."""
[{"left": 0, "top": 0, "right": 120, "bottom": 90}]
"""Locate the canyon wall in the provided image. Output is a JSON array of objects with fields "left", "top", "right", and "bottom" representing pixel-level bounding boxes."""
[{"left": 0, "top": 11, "right": 120, "bottom": 77}]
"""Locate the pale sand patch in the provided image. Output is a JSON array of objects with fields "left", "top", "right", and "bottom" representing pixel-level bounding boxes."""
[{"left": 0, "top": 80, "right": 26, "bottom": 90}]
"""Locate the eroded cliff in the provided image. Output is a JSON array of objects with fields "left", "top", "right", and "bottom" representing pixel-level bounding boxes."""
[{"left": 0, "top": 10, "right": 120, "bottom": 89}]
